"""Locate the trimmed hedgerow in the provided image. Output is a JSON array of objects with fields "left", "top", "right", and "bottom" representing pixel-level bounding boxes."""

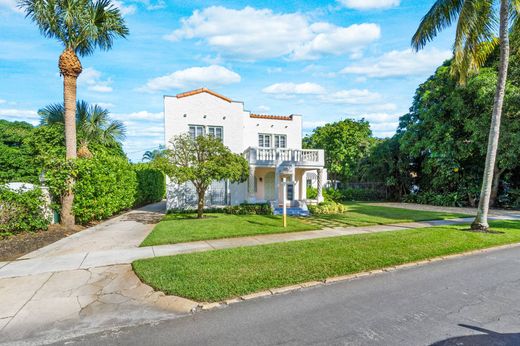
[
  {"left": 73, "top": 154, "right": 137, "bottom": 224},
  {"left": 0, "top": 186, "right": 50, "bottom": 235},
  {"left": 134, "top": 163, "right": 165, "bottom": 207}
]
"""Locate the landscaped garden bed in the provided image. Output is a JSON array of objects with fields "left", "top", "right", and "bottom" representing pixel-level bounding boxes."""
[
  {"left": 133, "top": 220, "right": 520, "bottom": 302},
  {"left": 140, "top": 203, "right": 467, "bottom": 246}
]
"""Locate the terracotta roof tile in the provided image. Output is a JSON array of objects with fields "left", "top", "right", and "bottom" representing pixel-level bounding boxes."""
[
  {"left": 176, "top": 88, "right": 232, "bottom": 103},
  {"left": 250, "top": 113, "right": 293, "bottom": 121}
]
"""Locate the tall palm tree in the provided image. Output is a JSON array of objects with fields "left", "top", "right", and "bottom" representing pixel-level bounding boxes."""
[
  {"left": 412, "top": 0, "right": 518, "bottom": 231},
  {"left": 20, "top": 0, "right": 128, "bottom": 227},
  {"left": 39, "top": 100, "right": 126, "bottom": 157}
]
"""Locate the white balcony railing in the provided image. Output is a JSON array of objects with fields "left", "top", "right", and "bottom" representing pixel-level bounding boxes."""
[{"left": 244, "top": 147, "right": 325, "bottom": 167}]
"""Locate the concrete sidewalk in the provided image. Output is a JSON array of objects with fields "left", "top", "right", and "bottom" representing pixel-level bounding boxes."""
[{"left": 3, "top": 215, "right": 519, "bottom": 280}]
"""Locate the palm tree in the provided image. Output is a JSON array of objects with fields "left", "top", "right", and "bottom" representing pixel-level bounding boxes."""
[
  {"left": 20, "top": 0, "right": 128, "bottom": 227},
  {"left": 39, "top": 100, "right": 126, "bottom": 157},
  {"left": 412, "top": 0, "right": 517, "bottom": 231},
  {"left": 142, "top": 145, "right": 166, "bottom": 162}
]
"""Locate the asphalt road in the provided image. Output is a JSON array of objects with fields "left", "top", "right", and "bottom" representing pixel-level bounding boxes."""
[{"left": 55, "top": 246, "right": 520, "bottom": 346}]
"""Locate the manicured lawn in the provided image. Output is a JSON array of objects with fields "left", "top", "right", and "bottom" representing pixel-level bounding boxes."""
[
  {"left": 141, "top": 203, "right": 466, "bottom": 246},
  {"left": 133, "top": 220, "right": 520, "bottom": 302},
  {"left": 304, "top": 203, "right": 467, "bottom": 228},
  {"left": 140, "top": 213, "right": 317, "bottom": 246}
]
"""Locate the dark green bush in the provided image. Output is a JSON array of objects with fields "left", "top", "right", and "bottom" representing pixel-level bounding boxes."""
[
  {"left": 134, "top": 163, "right": 166, "bottom": 207},
  {"left": 402, "top": 192, "right": 465, "bottom": 207},
  {"left": 308, "top": 201, "right": 347, "bottom": 215},
  {"left": 342, "top": 187, "right": 387, "bottom": 201},
  {"left": 167, "top": 203, "right": 273, "bottom": 215},
  {"left": 0, "top": 186, "right": 50, "bottom": 235},
  {"left": 223, "top": 203, "right": 273, "bottom": 215},
  {"left": 73, "top": 154, "right": 137, "bottom": 223}
]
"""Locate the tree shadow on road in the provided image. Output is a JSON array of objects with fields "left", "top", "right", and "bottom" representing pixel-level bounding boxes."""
[{"left": 430, "top": 324, "right": 520, "bottom": 345}]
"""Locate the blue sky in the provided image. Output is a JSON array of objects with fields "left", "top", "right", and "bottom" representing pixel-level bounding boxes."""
[{"left": 0, "top": 0, "right": 455, "bottom": 161}]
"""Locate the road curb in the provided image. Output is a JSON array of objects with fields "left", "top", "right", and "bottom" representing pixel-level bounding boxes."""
[{"left": 196, "top": 241, "right": 520, "bottom": 311}]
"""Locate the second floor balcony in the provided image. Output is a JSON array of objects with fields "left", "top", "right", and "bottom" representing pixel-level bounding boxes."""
[{"left": 244, "top": 147, "right": 325, "bottom": 168}]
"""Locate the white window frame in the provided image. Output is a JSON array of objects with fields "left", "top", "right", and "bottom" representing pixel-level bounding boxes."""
[
  {"left": 258, "top": 134, "right": 271, "bottom": 148},
  {"left": 207, "top": 126, "right": 223, "bottom": 140},
  {"left": 274, "top": 135, "right": 287, "bottom": 148},
  {"left": 189, "top": 125, "right": 223, "bottom": 140}
]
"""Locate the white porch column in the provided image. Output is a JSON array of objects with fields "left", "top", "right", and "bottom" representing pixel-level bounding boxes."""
[
  {"left": 248, "top": 166, "right": 256, "bottom": 203},
  {"left": 274, "top": 168, "right": 280, "bottom": 207},
  {"left": 317, "top": 169, "right": 324, "bottom": 203}
]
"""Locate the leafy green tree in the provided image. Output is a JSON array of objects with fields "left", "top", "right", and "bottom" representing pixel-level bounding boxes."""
[
  {"left": 39, "top": 101, "right": 126, "bottom": 157},
  {"left": 0, "top": 120, "right": 38, "bottom": 183},
  {"left": 20, "top": 0, "right": 129, "bottom": 227},
  {"left": 412, "top": 0, "right": 518, "bottom": 231},
  {"left": 158, "top": 134, "right": 249, "bottom": 218},
  {"left": 303, "top": 119, "right": 374, "bottom": 184}
]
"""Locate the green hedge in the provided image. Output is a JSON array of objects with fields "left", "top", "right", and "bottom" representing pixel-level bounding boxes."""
[
  {"left": 134, "top": 163, "right": 166, "bottom": 207},
  {"left": 168, "top": 203, "right": 273, "bottom": 216},
  {"left": 73, "top": 155, "right": 137, "bottom": 224},
  {"left": 0, "top": 186, "right": 50, "bottom": 235}
]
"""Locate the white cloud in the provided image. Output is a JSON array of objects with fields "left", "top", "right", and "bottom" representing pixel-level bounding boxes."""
[
  {"left": 78, "top": 67, "right": 113, "bottom": 93},
  {"left": 262, "top": 83, "right": 325, "bottom": 97},
  {"left": 0, "top": 99, "right": 5, "bottom": 104},
  {"left": 94, "top": 102, "right": 115, "bottom": 109},
  {"left": 0, "top": 0, "right": 23, "bottom": 13},
  {"left": 112, "top": 0, "right": 137, "bottom": 15},
  {"left": 341, "top": 48, "right": 452, "bottom": 78},
  {"left": 112, "top": 110, "right": 163, "bottom": 121},
  {"left": 0, "top": 108, "right": 39, "bottom": 125},
  {"left": 338, "top": 0, "right": 400, "bottom": 10},
  {"left": 141, "top": 65, "right": 241, "bottom": 92},
  {"left": 257, "top": 105, "right": 271, "bottom": 112},
  {"left": 166, "top": 6, "right": 380, "bottom": 60},
  {"left": 319, "top": 89, "right": 381, "bottom": 105},
  {"left": 135, "top": 0, "right": 166, "bottom": 10},
  {"left": 292, "top": 23, "right": 381, "bottom": 60}
]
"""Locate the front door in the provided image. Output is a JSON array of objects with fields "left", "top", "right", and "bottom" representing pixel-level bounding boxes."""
[{"left": 264, "top": 172, "right": 275, "bottom": 201}]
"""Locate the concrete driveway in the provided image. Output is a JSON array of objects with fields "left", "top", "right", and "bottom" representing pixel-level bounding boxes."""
[{"left": 0, "top": 202, "right": 198, "bottom": 345}]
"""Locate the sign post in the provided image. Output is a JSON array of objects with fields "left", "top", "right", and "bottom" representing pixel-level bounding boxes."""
[{"left": 282, "top": 177, "right": 287, "bottom": 228}]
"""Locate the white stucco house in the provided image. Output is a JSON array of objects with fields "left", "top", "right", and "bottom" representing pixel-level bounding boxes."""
[{"left": 164, "top": 88, "right": 326, "bottom": 214}]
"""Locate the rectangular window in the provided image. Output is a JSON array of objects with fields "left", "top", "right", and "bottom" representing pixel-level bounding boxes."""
[
  {"left": 258, "top": 134, "right": 271, "bottom": 148},
  {"left": 207, "top": 126, "right": 223, "bottom": 140},
  {"left": 274, "top": 135, "right": 287, "bottom": 148},
  {"left": 189, "top": 125, "right": 204, "bottom": 139}
]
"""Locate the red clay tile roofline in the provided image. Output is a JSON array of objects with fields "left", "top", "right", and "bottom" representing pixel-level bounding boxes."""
[
  {"left": 250, "top": 113, "right": 293, "bottom": 121},
  {"left": 176, "top": 88, "right": 233, "bottom": 103}
]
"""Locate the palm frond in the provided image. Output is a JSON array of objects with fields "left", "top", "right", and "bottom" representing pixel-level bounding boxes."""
[
  {"left": 18, "top": 0, "right": 128, "bottom": 57},
  {"left": 412, "top": 0, "right": 465, "bottom": 51}
]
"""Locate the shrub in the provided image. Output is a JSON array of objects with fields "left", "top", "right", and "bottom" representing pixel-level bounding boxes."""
[
  {"left": 134, "top": 163, "right": 166, "bottom": 207},
  {"left": 167, "top": 203, "right": 273, "bottom": 216},
  {"left": 223, "top": 203, "right": 273, "bottom": 215},
  {"left": 342, "top": 187, "right": 387, "bottom": 201},
  {"left": 402, "top": 192, "right": 465, "bottom": 207},
  {"left": 307, "top": 186, "right": 318, "bottom": 199},
  {"left": 73, "top": 154, "right": 137, "bottom": 224},
  {"left": 0, "top": 186, "right": 50, "bottom": 235},
  {"left": 308, "top": 201, "right": 347, "bottom": 215}
]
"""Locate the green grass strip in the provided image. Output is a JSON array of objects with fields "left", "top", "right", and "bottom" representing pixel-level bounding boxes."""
[
  {"left": 140, "top": 203, "right": 466, "bottom": 246},
  {"left": 133, "top": 220, "right": 520, "bottom": 302}
]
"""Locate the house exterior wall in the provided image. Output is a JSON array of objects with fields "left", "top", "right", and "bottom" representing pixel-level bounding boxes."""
[{"left": 163, "top": 89, "right": 324, "bottom": 209}]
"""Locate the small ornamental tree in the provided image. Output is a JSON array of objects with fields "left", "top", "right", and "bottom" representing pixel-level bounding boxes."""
[{"left": 159, "top": 134, "right": 249, "bottom": 218}]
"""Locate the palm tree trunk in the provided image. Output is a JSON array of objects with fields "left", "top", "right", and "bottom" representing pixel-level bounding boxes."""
[
  {"left": 471, "top": 0, "right": 510, "bottom": 231},
  {"left": 61, "top": 74, "right": 78, "bottom": 227}
]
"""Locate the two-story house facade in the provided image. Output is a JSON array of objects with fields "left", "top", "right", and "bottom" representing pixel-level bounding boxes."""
[{"left": 164, "top": 88, "right": 326, "bottom": 213}]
